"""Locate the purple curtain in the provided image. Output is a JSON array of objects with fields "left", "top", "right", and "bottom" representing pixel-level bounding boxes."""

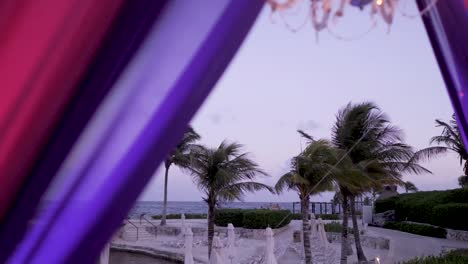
[
  {"left": 0, "top": 2, "right": 166, "bottom": 261},
  {"left": 417, "top": 0, "right": 468, "bottom": 145},
  {"left": 8, "top": 1, "right": 263, "bottom": 263}
]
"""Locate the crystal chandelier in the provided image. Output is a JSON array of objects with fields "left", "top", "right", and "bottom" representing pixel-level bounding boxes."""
[{"left": 267, "top": 0, "right": 439, "bottom": 40}]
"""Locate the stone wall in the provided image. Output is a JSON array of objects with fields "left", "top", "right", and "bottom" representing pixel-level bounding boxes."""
[
  {"left": 445, "top": 228, "right": 468, "bottom": 242},
  {"left": 326, "top": 232, "right": 390, "bottom": 250}
]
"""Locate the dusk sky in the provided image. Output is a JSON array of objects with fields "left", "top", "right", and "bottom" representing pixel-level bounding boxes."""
[{"left": 139, "top": 2, "right": 460, "bottom": 203}]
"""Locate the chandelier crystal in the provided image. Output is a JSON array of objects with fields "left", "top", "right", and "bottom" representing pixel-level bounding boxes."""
[{"left": 267, "top": 0, "right": 439, "bottom": 40}]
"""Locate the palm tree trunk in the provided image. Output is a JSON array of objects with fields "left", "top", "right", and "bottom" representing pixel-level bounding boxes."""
[
  {"left": 350, "top": 195, "right": 367, "bottom": 263},
  {"left": 160, "top": 164, "right": 170, "bottom": 226},
  {"left": 207, "top": 202, "right": 215, "bottom": 258},
  {"left": 464, "top": 161, "right": 468, "bottom": 178},
  {"left": 340, "top": 193, "right": 349, "bottom": 264},
  {"left": 301, "top": 196, "right": 313, "bottom": 264}
]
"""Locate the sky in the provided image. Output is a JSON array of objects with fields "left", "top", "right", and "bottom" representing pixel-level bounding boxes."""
[{"left": 138, "top": 2, "right": 460, "bottom": 203}]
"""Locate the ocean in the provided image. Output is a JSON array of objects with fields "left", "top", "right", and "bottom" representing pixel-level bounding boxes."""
[{"left": 128, "top": 201, "right": 297, "bottom": 218}]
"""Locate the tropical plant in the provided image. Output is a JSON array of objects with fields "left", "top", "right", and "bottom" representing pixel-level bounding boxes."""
[
  {"left": 402, "top": 249, "right": 468, "bottom": 264},
  {"left": 404, "top": 181, "right": 418, "bottom": 193},
  {"left": 459, "top": 176, "right": 468, "bottom": 188},
  {"left": 275, "top": 138, "right": 336, "bottom": 264},
  {"left": 188, "top": 141, "right": 272, "bottom": 257},
  {"left": 413, "top": 114, "right": 467, "bottom": 188},
  {"left": 331, "top": 102, "right": 429, "bottom": 264},
  {"left": 160, "top": 127, "right": 200, "bottom": 226}
]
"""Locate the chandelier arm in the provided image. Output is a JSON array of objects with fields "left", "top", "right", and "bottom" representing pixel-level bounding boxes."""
[
  {"left": 379, "top": 0, "right": 397, "bottom": 25},
  {"left": 327, "top": 19, "right": 378, "bottom": 41},
  {"left": 311, "top": 1, "right": 332, "bottom": 31}
]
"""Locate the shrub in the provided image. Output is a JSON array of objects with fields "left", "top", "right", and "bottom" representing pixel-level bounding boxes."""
[
  {"left": 242, "top": 210, "right": 292, "bottom": 229},
  {"left": 383, "top": 222, "right": 446, "bottom": 238},
  {"left": 375, "top": 196, "right": 399, "bottom": 213},
  {"left": 432, "top": 203, "right": 468, "bottom": 231},
  {"left": 402, "top": 249, "right": 468, "bottom": 264},
  {"left": 152, "top": 210, "right": 292, "bottom": 229},
  {"left": 319, "top": 214, "right": 340, "bottom": 220},
  {"left": 375, "top": 189, "right": 468, "bottom": 231},
  {"left": 151, "top": 213, "right": 206, "bottom": 220},
  {"left": 291, "top": 213, "right": 340, "bottom": 220},
  {"left": 324, "top": 222, "right": 354, "bottom": 234},
  {"left": 214, "top": 209, "right": 244, "bottom": 227}
]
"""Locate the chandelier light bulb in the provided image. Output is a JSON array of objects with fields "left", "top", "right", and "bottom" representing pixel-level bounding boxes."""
[{"left": 376, "top": 0, "right": 384, "bottom": 6}]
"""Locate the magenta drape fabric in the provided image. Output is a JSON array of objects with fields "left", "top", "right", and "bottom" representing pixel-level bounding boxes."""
[
  {"left": 0, "top": 1, "right": 166, "bottom": 262},
  {"left": 0, "top": 0, "right": 124, "bottom": 222},
  {"left": 8, "top": 1, "right": 263, "bottom": 263}
]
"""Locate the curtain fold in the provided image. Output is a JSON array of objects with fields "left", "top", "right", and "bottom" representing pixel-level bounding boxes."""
[
  {"left": 8, "top": 1, "right": 263, "bottom": 263},
  {"left": 0, "top": 1, "right": 166, "bottom": 262},
  {"left": 3, "top": 0, "right": 467, "bottom": 262},
  {"left": 0, "top": 0, "right": 125, "bottom": 222},
  {"left": 417, "top": 0, "right": 468, "bottom": 145}
]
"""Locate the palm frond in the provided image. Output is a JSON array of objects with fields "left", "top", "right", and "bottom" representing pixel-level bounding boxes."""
[
  {"left": 435, "top": 119, "right": 459, "bottom": 141},
  {"left": 410, "top": 146, "right": 449, "bottom": 163},
  {"left": 189, "top": 140, "right": 268, "bottom": 204},
  {"left": 218, "top": 182, "right": 274, "bottom": 202},
  {"left": 169, "top": 127, "right": 201, "bottom": 167},
  {"left": 275, "top": 173, "right": 296, "bottom": 193},
  {"left": 403, "top": 181, "right": 418, "bottom": 192},
  {"left": 297, "top": 130, "right": 315, "bottom": 142},
  {"left": 458, "top": 176, "right": 468, "bottom": 188},
  {"left": 330, "top": 102, "right": 427, "bottom": 196},
  {"left": 422, "top": 115, "right": 467, "bottom": 167}
]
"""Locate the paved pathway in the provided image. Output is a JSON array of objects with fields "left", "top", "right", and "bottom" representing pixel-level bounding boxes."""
[{"left": 367, "top": 226, "right": 468, "bottom": 264}]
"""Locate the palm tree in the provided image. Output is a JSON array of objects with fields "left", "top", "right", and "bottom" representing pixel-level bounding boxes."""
[
  {"left": 161, "top": 127, "right": 200, "bottom": 226},
  {"left": 413, "top": 114, "right": 468, "bottom": 188},
  {"left": 459, "top": 176, "right": 468, "bottom": 188},
  {"left": 332, "top": 102, "right": 429, "bottom": 263},
  {"left": 275, "top": 139, "right": 335, "bottom": 264},
  {"left": 404, "top": 181, "right": 418, "bottom": 193},
  {"left": 332, "top": 152, "right": 385, "bottom": 264},
  {"left": 188, "top": 141, "right": 273, "bottom": 257}
]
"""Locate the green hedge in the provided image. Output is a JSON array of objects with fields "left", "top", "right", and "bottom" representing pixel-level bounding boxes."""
[
  {"left": 432, "top": 203, "right": 468, "bottom": 231},
  {"left": 402, "top": 249, "right": 468, "bottom": 264},
  {"left": 214, "top": 209, "right": 292, "bottom": 229},
  {"left": 383, "top": 222, "right": 447, "bottom": 238},
  {"left": 242, "top": 210, "right": 291, "bottom": 229},
  {"left": 291, "top": 213, "right": 340, "bottom": 220},
  {"left": 152, "top": 213, "right": 206, "bottom": 220},
  {"left": 374, "top": 196, "right": 399, "bottom": 213},
  {"left": 214, "top": 209, "right": 244, "bottom": 227},
  {"left": 324, "top": 222, "right": 354, "bottom": 234},
  {"left": 375, "top": 189, "right": 468, "bottom": 231}
]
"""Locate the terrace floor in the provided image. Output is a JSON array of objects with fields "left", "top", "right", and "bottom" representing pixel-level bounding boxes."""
[{"left": 111, "top": 219, "right": 468, "bottom": 263}]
